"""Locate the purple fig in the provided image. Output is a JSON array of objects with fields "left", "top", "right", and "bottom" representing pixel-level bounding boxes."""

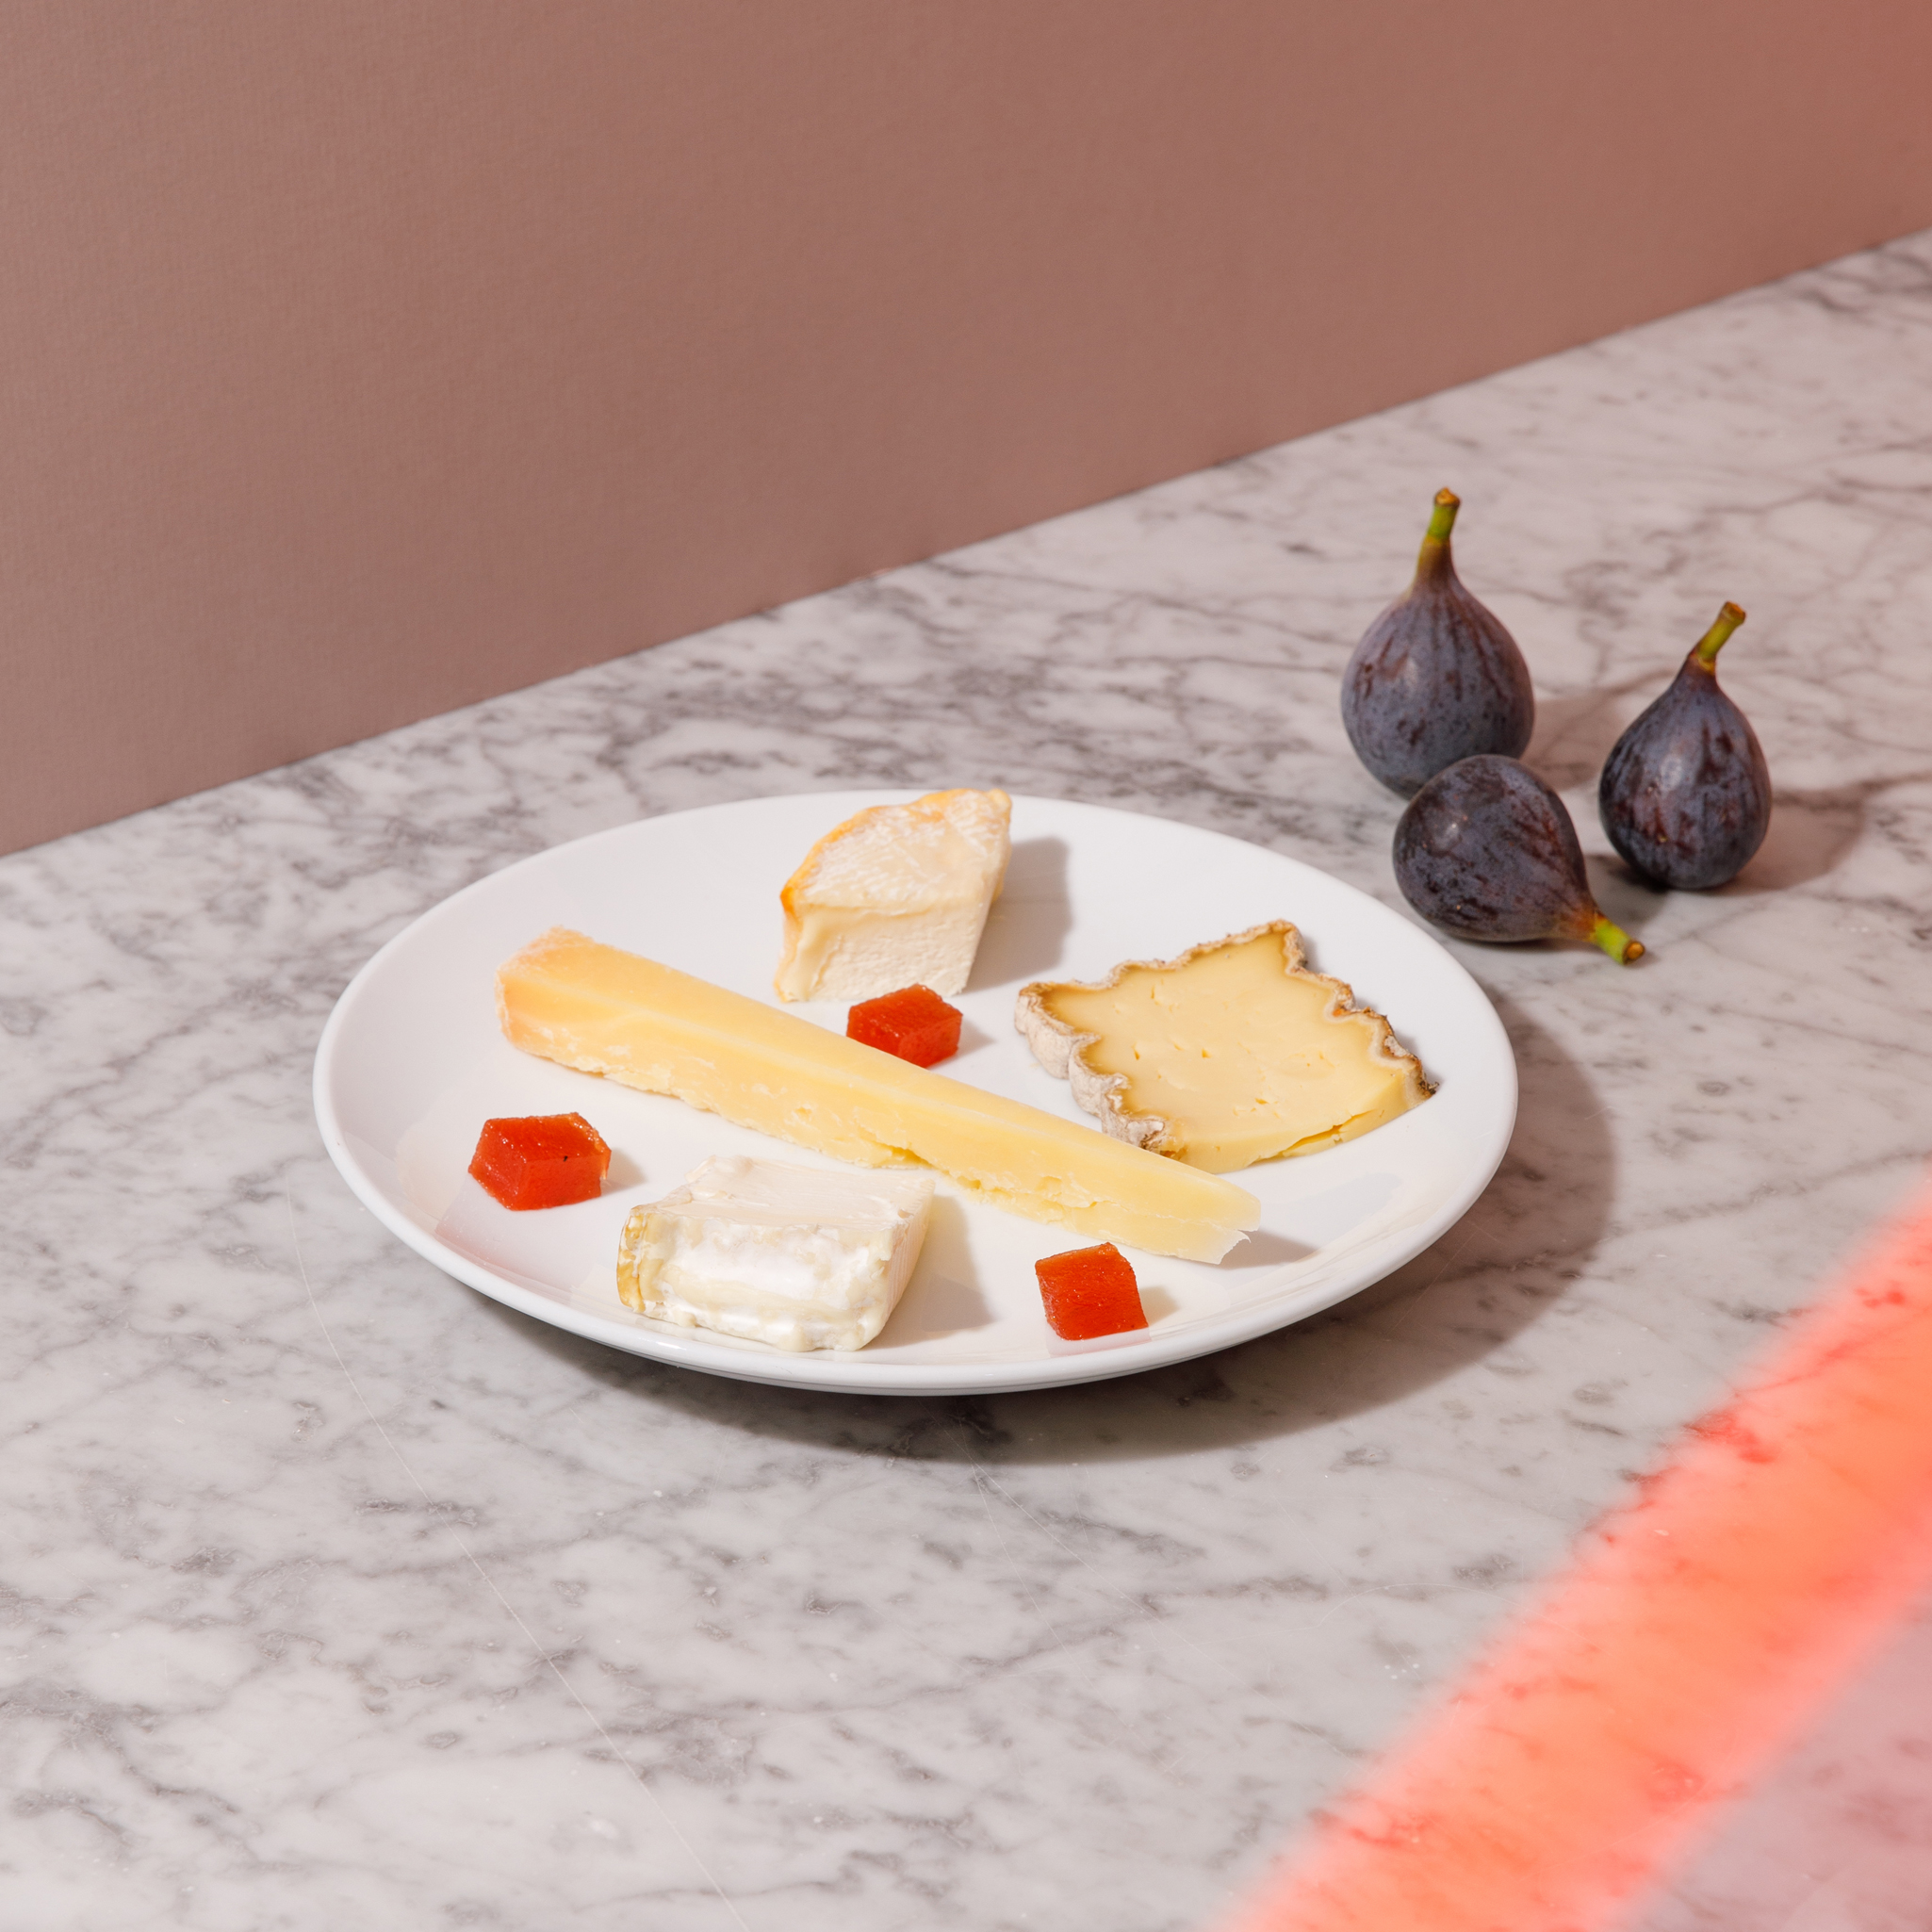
[
  {"left": 1598, "top": 602, "right": 1770, "bottom": 890},
  {"left": 1342, "top": 489, "right": 1535, "bottom": 795},
  {"left": 1394, "top": 755, "right": 1644, "bottom": 963}
]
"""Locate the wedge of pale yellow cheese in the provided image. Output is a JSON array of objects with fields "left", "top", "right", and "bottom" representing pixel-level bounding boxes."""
[
  {"left": 498, "top": 928, "right": 1258, "bottom": 1262},
  {"left": 1015, "top": 922, "right": 1432, "bottom": 1173}
]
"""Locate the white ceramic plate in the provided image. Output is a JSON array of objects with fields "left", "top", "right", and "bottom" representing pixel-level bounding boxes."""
[{"left": 314, "top": 792, "right": 1515, "bottom": 1395}]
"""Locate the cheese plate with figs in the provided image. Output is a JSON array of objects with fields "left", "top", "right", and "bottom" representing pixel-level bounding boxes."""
[{"left": 313, "top": 790, "right": 1516, "bottom": 1395}]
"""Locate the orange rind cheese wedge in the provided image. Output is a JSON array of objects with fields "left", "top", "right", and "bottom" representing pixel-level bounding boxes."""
[{"left": 776, "top": 789, "right": 1011, "bottom": 1002}]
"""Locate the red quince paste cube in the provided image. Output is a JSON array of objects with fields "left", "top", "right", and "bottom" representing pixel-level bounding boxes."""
[
  {"left": 846, "top": 983, "right": 963, "bottom": 1068},
  {"left": 468, "top": 1112, "right": 612, "bottom": 1210},
  {"left": 1035, "top": 1241, "right": 1148, "bottom": 1340}
]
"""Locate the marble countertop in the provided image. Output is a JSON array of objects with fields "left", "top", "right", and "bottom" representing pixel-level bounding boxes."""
[{"left": 8, "top": 232, "right": 1932, "bottom": 1931}]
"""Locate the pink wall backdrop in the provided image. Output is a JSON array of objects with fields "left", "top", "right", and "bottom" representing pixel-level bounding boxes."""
[{"left": 4, "top": 1, "right": 1930, "bottom": 853}]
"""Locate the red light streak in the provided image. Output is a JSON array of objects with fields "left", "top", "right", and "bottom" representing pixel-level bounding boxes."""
[{"left": 1223, "top": 1187, "right": 1932, "bottom": 1932}]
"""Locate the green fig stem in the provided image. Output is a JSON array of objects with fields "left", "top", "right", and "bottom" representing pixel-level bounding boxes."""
[
  {"left": 1695, "top": 601, "right": 1747, "bottom": 667},
  {"left": 1416, "top": 488, "right": 1461, "bottom": 578},
  {"left": 1590, "top": 914, "right": 1645, "bottom": 964}
]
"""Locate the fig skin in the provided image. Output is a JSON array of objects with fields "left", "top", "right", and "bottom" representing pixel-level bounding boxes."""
[
  {"left": 1598, "top": 602, "right": 1770, "bottom": 891},
  {"left": 1342, "top": 489, "right": 1535, "bottom": 796},
  {"left": 1395, "top": 754, "right": 1644, "bottom": 963}
]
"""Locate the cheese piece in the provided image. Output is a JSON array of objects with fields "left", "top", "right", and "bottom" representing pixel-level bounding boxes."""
[
  {"left": 1014, "top": 922, "right": 1433, "bottom": 1173},
  {"left": 617, "top": 1156, "right": 934, "bottom": 1351},
  {"left": 498, "top": 928, "right": 1259, "bottom": 1262},
  {"left": 775, "top": 788, "right": 1011, "bottom": 1002}
]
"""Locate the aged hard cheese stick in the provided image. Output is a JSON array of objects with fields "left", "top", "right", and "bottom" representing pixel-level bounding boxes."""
[
  {"left": 1016, "top": 922, "right": 1432, "bottom": 1173},
  {"left": 498, "top": 928, "right": 1259, "bottom": 1262}
]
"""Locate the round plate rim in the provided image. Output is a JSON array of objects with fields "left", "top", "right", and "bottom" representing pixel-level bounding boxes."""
[{"left": 312, "top": 791, "right": 1516, "bottom": 1396}]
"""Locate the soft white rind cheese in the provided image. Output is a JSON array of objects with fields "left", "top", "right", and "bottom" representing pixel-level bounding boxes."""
[
  {"left": 775, "top": 789, "right": 1012, "bottom": 1001},
  {"left": 616, "top": 1156, "right": 935, "bottom": 1351}
]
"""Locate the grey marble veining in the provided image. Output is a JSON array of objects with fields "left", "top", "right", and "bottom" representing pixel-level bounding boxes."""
[{"left": 6, "top": 231, "right": 1932, "bottom": 1929}]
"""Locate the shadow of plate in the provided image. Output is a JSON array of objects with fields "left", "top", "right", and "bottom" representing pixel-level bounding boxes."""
[{"left": 972, "top": 837, "right": 1072, "bottom": 984}]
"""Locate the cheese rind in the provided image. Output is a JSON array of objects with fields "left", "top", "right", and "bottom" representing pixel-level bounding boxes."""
[
  {"left": 1014, "top": 923, "right": 1433, "bottom": 1173},
  {"left": 617, "top": 1156, "right": 934, "bottom": 1351},
  {"left": 775, "top": 789, "right": 1011, "bottom": 1002},
  {"left": 498, "top": 927, "right": 1259, "bottom": 1262}
]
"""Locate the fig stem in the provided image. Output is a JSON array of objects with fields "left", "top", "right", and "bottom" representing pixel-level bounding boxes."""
[
  {"left": 1590, "top": 914, "right": 1645, "bottom": 965},
  {"left": 1424, "top": 488, "right": 1461, "bottom": 547},
  {"left": 1695, "top": 601, "right": 1747, "bottom": 666}
]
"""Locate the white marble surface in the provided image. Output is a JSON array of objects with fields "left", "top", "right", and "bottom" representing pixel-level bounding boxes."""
[{"left": 6, "top": 231, "right": 1932, "bottom": 1930}]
